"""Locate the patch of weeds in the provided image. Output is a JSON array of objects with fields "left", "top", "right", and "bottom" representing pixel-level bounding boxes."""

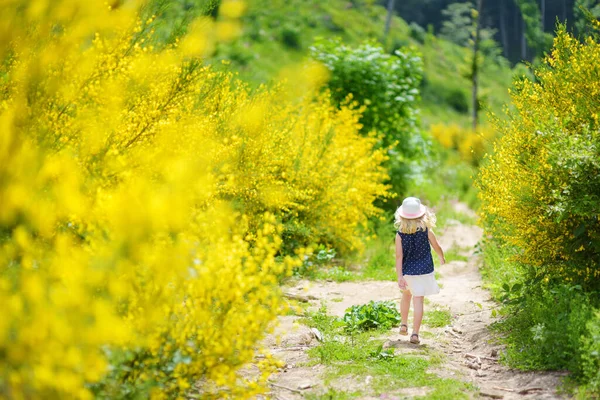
[
  {"left": 301, "top": 303, "right": 343, "bottom": 336},
  {"left": 479, "top": 238, "right": 524, "bottom": 298},
  {"left": 308, "top": 331, "right": 381, "bottom": 365},
  {"left": 331, "top": 297, "right": 344, "bottom": 302},
  {"left": 424, "top": 308, "right": 452, "bottom": 328}
]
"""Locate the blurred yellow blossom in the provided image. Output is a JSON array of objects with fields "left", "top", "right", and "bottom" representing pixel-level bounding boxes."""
[{"left": 0, "top": 0, "right": 388, "bottom": 398}]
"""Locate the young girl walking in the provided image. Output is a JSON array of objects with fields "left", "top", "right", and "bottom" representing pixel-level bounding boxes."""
[{"left": 395, "top": 197, "right": 445, "bottom": 344}]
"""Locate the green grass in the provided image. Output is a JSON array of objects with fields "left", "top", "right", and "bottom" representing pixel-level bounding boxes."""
[
  {"left": 360, "top": 222, "right": 397, "bottom": 281},
  {"left": 301, "top": 304, "right": 474, "bottom": 399},
  {"left": 423, "top": 308, "right": 453, "bottom": 328},
  {"left": 444, "top": 246, "right": 469, "bottom": 262},
  {"left": 478, "top": 239, "right": 523, "bottom": 297},
  {"left": 313, "top": 265, "right": 358, "bottom": 282}
]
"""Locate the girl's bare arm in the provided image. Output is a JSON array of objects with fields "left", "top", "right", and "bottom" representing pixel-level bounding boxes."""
[
  {"left": 395, "top": 233, "right": 407, "bottom": 289},
  {"left": 428, "top": 229, "right": 446, "bottom": 265}
]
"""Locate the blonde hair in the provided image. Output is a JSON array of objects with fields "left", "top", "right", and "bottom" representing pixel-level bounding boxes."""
[{"left": 394, "top": 207, "right": 436, "bottom": 234}]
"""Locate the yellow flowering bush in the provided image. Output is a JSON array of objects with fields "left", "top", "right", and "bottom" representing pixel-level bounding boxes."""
[
  {"left": 0, "top": 0, "right": 388, "bottom": 398},
  {"left": 477, "top": 24, "right": 600, "bottom": 289},
  {"left": 430, "top": 123, "right": 495, "bottom": 166}
]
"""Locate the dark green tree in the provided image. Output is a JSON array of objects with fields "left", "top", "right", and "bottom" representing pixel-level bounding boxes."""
[{"left": 515, "top": 0, "right": 554, "bottom": 58}]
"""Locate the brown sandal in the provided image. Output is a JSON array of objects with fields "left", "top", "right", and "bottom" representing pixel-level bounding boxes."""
[
  {"left": 399, "top": 324, "right": 408, "bottom": 336},
  {"left": 410, "top": 333, "right": 420, "bottom": 344}
]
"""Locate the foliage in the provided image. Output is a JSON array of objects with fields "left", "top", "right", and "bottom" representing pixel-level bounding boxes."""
[
  {"left": 280, "top": 24, "right": 302, "bottom": 49},
  {"left": 491, "top": 284, "right": 596, "bottom": 373},
  {"left": 581, "top": 312, "right": 600, "bottom": 394},
  {"left": 514, "top": 0, "right": 554, "bottom": 56},
  {"left": 479, "top": 238, "right": 525, "bottom": 299},
  {"left": 478, "top": 23, "right": 600, "bottom": 392},
  {"left": 439, "top": 0, "right": 502, "bottom": 58},
  {"left": 342, "top": 301, "right": 401, "bottom": 333},
  {"left": 409, "top": 22, "right": 427, "bottom": 43},
  {"left": 310, "top": 39, "right": 423, "bottom": 198},
  {"left": 478, "top": 25, "right": 600, "bottom": 290},
  {"left": 446, "top": 87, "right": 470, "bottom": 113},
  {"left": 192, "top": 0, "right": 513, "bottom": 131},
  {"left": 574, "top": 0, "right": 600, "bottom": 38},
  {"left": 0, "top": 1, "right": 389, "bottom": 398},
  {"left": 302, "top": 303, "right": 345, "bottom": 336},
  {"left": 430, "top": 123, "right": 495, "bottom": 166},
  {"left": 439, "top": 2, "right": 474, "bottom": 47},
  {"left": 294, "top": 246, "right": 337, "bottom": 279},
  {"left": 143, "top": 0, "right": 222, "bottom": 45}
]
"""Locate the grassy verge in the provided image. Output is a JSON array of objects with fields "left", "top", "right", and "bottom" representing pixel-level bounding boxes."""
[{"left": 479, "top": 239, "right": 600, "bottom": 397}]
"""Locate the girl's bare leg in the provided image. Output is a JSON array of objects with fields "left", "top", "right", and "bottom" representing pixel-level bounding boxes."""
[
  {"left": 412, "top": 296, "right": 424, "bottom": 334},
  {"left": 401, "top": 290, "right": 412, "bottom": 326}
]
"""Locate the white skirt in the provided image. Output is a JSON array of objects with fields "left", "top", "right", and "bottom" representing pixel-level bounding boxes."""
[{"left": 404, "top": 272, "right": 440, "bottom": 296}]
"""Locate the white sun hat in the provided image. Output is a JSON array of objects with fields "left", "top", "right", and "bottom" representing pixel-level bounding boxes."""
[{"left": 398, "top": 197, "right": 426, "bottom": 219}]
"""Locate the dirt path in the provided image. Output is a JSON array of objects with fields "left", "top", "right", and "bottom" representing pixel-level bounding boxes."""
[{"left": 263, "top": 210, "right": 568, "bottom": 399}]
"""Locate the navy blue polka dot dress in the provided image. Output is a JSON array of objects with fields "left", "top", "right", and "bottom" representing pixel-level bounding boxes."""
[
  {"left": 397, "top": 228, "right": 434, "bottom": 275},
  {"left": 397, "top": 228, "right": 440, "bottom": 296}
]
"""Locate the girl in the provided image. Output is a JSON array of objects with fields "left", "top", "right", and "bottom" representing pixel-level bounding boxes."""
[{"left": 394, "top": 197, "right": 445, "bottom": 344}]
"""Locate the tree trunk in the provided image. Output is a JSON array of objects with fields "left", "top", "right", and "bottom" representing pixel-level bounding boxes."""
[
  {"left": 472, "top": 0, "right": 483, "bottom": 131},
  {"left": 500, "top": 0, "right": 509, "bottom": 57},
  {"left": 541, "top": 0, "right": 546, "bottom": 31},
  {"left": 384, "top": 0, "right": 396, "bottom": 43},
  {"left": 521, "top": 13, "right": 527, "bottom": 61}
]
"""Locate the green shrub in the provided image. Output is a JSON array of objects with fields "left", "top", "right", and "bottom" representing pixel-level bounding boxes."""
[
  {"left": 421, "top": 78, "right": 469, "bottom": 114},
  {"left": 493, "top": 284, "right": 596, "bottom": 373},
  {"left": 343, "top": 301, "right": 401, "bottom": 333},
  {"left": 445, "top": 87, "right": 469, "bottom": 113},
  {"left": 280, "top": 24, "right": 302, "bottom": 49},
  {"left": 310, "top": 39, "right": 423, "bottom": 199}
]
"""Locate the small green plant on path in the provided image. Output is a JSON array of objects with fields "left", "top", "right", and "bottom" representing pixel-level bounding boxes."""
[{"left": 343, "top": 301, "right": 401, "bottom": 333}]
